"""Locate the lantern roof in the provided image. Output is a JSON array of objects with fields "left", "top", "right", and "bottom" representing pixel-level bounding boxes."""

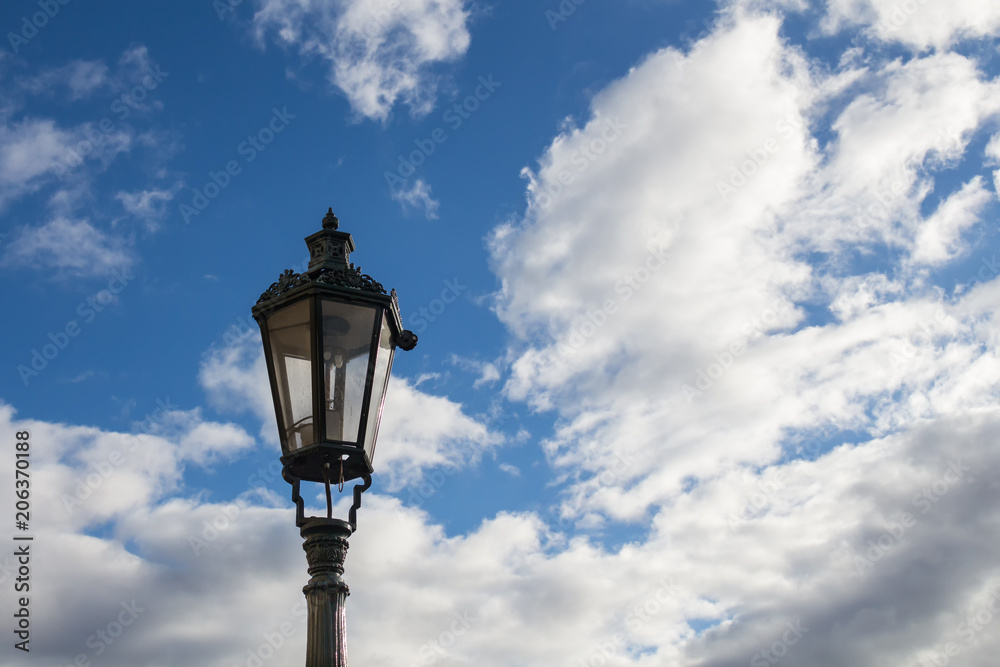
[{"left": 253, "top": 207, "right": 417, "bottom": 351}]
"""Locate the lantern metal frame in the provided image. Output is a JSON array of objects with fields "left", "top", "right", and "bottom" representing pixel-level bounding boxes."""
[{"left": 252, "top": 208, "right": 417, "bottom": 529}]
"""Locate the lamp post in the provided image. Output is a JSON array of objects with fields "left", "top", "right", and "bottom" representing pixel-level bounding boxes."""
[{"left": 252, "top": 207, "right": 417, "bottom": 666}]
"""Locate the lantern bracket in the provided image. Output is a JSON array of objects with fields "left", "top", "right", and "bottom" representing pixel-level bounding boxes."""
[
  {"left": 282, "top": 462, "right": 371, "bottom": 533},
  {"left": 349, "top": 472, "right": 372, "bottom": 533},
  {"left": 283, "top": 465, "right": 307, "bottom": 528}
]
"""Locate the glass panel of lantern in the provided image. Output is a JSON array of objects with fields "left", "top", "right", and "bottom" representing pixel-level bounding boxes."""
[
  {"left": 265, "top": 299, "right": 315, "bottom": 453},
  {"left": 320, "top": 299, "right": 381, "bottom": 445},
  {"left": 362, "top": 313, "right": 395, "bottom": 464}
]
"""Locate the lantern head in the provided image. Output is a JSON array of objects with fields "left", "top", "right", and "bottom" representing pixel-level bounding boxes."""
[{"left": 252, "top": 208, "right": 417, "bottom": 487}]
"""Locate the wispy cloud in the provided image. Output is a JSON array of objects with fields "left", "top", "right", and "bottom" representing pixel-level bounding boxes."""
[
  {"left": 1, "top": 216, "right": 133, "bottom": 277},
  {"left": 115, "top": 186, "right": 177, "bottom": 230},
  {"left": 390, "top": 177, "right": 440, "bottom": 219}
]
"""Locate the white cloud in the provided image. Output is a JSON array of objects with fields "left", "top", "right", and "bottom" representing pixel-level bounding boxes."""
[
  {"left": 473, "top": 362, "right": 500, "bottom": 388},
  {"left": 198, "top": 328, "right": 280, "bottom": 443},
  {"left": 16, "top": 59, "right": 111, "bottom": 100},
  {"left": 377, "top": 377, "right": 504, "bottom": 489},
  {"left": 4, "top": 398, "right": 1000, "bottom": 667},
  {"left": 390, "top": 177, "right": 440, "bottom": 218},
  {"left": 7, "top": 6, "right": 1000, "bottom": 667},
  {"left": 1, "top": 216, "right": 134, "bottom": 277},
  {"left": 0, "top": 47, "right": 161, "bottom": 210},
  {"left": 819, "top": 0, "right": 1000, "bottom": 50},
  {"left": 252, "top": 0, "right": 471, "bottom": 121},
  {"left": 14, "top": 46, "right": 155, "bottom": 102},
  {"left": 910, "top": 176, "right": 992, "bottom": 266},
  {"left": 115, "top": 187, "right": 176, "bottom": 229},
  {"left": 787, "top": 51, "right": 1000, "bottom": 262},
  {"left": 491, "top": 11, "right": 1000, "bottom": 530},
  {"left": 198, "top": 330, "right": 503, "bottom": 489},
  {"left": 450, "top": 354, "right": 502, "bottom": 388},
  {"left": 498, "top": 462, "right": 520, "bottom": 476},
  {"left": 0, "top": 118, "right": 89, "bottom": 207}
]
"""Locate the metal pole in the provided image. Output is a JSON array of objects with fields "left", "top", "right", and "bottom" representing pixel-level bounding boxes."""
[{"left": 300, "top": 518, "right": 353, "bottom": 666}]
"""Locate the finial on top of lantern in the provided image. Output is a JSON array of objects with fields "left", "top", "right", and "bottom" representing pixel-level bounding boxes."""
[{"left": 322, "top": 207, "right": 339, "bottom": 230}]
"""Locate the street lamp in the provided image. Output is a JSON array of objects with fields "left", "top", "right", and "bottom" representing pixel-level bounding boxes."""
[{"left": 252, "top": 207, "right": 417, "bottom": 667}]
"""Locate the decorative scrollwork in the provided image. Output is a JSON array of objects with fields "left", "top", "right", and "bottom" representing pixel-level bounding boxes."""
[
  {"left": 257, "top": 269, "right": 310, "bottom": 304},
  {"left": 315, "top": 265, "right": 386, "bottom": 295},
  {"left": 256, "top": 264, "right": 387, "bottom": 306}
]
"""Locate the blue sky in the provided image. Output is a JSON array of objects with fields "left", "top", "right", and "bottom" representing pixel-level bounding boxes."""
[{"left": 3, "top": 0, "right": 1000, "bottom": 665}]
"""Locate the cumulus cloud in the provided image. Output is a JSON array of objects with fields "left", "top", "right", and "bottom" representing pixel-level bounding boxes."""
[
  {"left": 467, "top": 5, "right": 1000, "bottom": 664},
  {"left": 490, "top": 10, "right": 1000, "bottom": 522},
  {"left": 377, "top": 377, "right": 504, "bottom": 489},
  {"left": 252, "top": 0, "right": 472, "bottom": 121},
  {"left": 4, "top": 399, "right": 1000, "bottom": 667}
]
